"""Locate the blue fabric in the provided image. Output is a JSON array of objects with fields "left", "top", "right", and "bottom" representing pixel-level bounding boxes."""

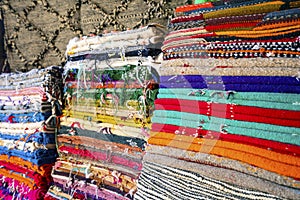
[
  {"left": 159, "top": 75, "right": 300, "bottom": 93},
  {"left": 0, "top": 112, "right": 52, "bottom": 123},
  {"left": 0, "top": 132, "right": 55, "bottom": 145},
  {"left": 0, "top": 148, "right": 58, "bottom": 166},
  {"left": 160, "top": 76, "right": 300, "bottom": 85},
  {"left": 262, "top": 8, "right": 300, "bottom": 21},
  {"left": 160, "top": 83, "right": 300, "bottom": 93}
]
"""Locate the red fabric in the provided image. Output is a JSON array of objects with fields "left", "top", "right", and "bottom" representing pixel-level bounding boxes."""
[
  {"left": 151, "top": 123, "right": 300, "bottom": 156},
  {"left": 175, "top": 2, "right": 214, "bottom": 13},
  {"left": 155, "top": 98, "right": 300, "bottom": 127},
  {"left": 0, "top": 160, "right": 49, "bottom": 189},
  {"left": 167, "top": 27, "right": 206, "bottom": 36},
  {"left": 205, "top": 22, "right": 259, "bottom": 31},
  {"left": 111, "top": 155, "right": 142, "bottom": 170},
  {"left": 59, "top": 146, "right": 142, "bottom": 170},
  {"left": 44, "top": 195, "right": 59, "bottom": 200},
  {"left": 171, "top": 14, "right": 204, "bottom": 23}
]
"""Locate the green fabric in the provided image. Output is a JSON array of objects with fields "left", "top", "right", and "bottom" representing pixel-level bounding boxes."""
[{"left": 194, "top": 0, "right": 209, "bottom": 4}]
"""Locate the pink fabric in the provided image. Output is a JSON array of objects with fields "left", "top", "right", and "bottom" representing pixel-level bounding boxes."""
[
  {"left": 0, "top": 175, "right": 46, "bottom": 200},
  {"left": 59, "top": 146, "right": 142, "bottom": 170},
  {"left": 53, "top": 177, "right": 130, "bottom": 200}
]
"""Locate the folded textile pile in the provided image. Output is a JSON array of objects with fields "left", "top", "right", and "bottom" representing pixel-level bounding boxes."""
[
  {"left": 45, "top": 24, "right": 166, "bottom": 200},
  {"left": 135, "top": 1, "right": 300, "bottom": 199},
  {"left": 0, "top": 67, "right": 63, "bottom": 200}
]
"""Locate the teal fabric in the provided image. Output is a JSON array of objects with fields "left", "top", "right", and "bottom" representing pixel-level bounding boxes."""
[
  {"left": 158, "top": 88, "right": 300, "bottom": 103},
  {"left": 157, "top": 88, "right": 300, "bottom": 111},
  {"left": 152, "top": 110, "right": 300, "bottom": 145}
]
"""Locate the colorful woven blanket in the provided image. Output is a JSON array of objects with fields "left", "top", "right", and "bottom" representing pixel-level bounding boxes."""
[
  {"left": 45, "top": 24, "right": 166, "bottom": 200},
  {"left": 135, "top": 1, "right": 300, "bottom": 199},
  {"left": 0, "top": 66, "right": 63, "bottom": 200}
]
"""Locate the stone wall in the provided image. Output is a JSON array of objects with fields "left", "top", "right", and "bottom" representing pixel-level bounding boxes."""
[
  {"left": 0, "top": 0, "right": 188, "bottom": 72},
  {"left": 0, "top": 9, "right": 6, "bottom": 73}
]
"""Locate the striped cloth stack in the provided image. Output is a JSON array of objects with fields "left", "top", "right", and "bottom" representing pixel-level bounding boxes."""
[
  {"left": 0, "top": 66, "right": 63, "bottom": 200},
  {"left": 135, "top": 0, "right": 300, "bottom": 199},
  {"left": 45, "top": 24, "right": 166, "bottom": 199}
]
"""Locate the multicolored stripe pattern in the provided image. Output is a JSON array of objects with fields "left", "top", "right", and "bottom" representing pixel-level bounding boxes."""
[
  {"left": 45, "top": 24, "right": 166, "bottom": 200},
  {"left": 0, "top": 66, "right": 63, "bottom": 200},
  {"left": 135, "top": 0, "right": 300, "bottom": 199}
]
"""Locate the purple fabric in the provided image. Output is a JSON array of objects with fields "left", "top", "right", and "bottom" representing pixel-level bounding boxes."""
[{"left": 159, "top": 75, "right": 300, "bottom": 93}]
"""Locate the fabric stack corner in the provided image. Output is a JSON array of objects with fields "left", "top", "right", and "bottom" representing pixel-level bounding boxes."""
[
  {"left": 45, "top": 24, "right": 166, "bottom": 199},
  {"left": 0, "top": 66, "right": 63, "bottom": 200},
  {"left": 135, "top": 0, "right": 300, "bottom": 199}
]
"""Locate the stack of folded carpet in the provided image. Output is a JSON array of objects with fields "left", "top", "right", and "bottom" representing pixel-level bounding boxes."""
[
  {"left": 0, "top": 66, "right": 63, "bottom": 200},
  {"left": 135, "top": 1, "right": 300, "bottom": 199},
  {"left": 45, "top": 24, "right": 166, "bottom": 199}
]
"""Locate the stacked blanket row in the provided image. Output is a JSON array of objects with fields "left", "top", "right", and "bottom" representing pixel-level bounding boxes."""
[
  {"left": 45, "top": 24, "right": 167, "bottom": 199},
  {"left": 0, "top": 66, "right": 63, "bottom": 199},
  {"left": 135, "top": 0, "right": 300, "bottom": 199}
]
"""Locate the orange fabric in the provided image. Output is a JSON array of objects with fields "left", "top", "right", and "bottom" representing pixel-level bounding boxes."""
[
  {"left": 0, "top": 155, "right": 52, "bottom": 176},
  {"left": 175, "top": 3, "right": 213, "bottom": 13},
  {"left": 148, "top": 132, "right": 300, "bottom": 179},
  {"left": 216, "top": 24, "right": 300, "bottom": 36},
  {"left": 253, "top": 19, "right": 300, "bottom": 31},
  {"left": 0, "top": 168, "right": 35, "bottom": 189}
]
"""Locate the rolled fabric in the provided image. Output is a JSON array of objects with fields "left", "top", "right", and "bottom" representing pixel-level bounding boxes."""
[{"left": 66, "top": 24, "right": 167, "bottom": 56}]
